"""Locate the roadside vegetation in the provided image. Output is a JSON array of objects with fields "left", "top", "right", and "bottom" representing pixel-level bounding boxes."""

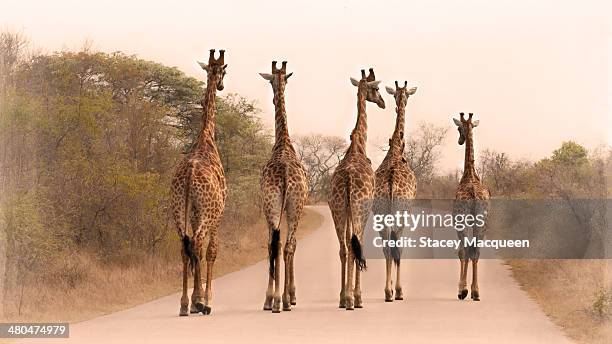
[{"left": 0, "top": 31, "right": 322, "bottom": 322}]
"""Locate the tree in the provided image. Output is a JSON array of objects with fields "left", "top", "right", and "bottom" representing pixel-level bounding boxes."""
[
  {"left": 295, "top": 134, "right": 347, "bottom": 201},
  {"left": 404, "top": 122, "right": 448, "bottom": 184},
  {"left": 477, "top": 149, "right": 531, "bottom": 197},
  {"left": 532, "top": 141, "right": 606, "bottom": 257}
]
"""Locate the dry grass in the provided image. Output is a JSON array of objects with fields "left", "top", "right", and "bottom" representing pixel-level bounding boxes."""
[
  {"left": 0, "top": 207, "right": 323, "bottom": 323},
  {"left": 507, "top": 259, "right": 612, "bottom": 344}
]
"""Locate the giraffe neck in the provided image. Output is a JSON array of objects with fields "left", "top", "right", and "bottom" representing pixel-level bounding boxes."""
[
  {"left": 347, "top": 84, "right": 368, "bottom": 155},
  {"left": 388, "top": 96, "right": 407, "bottom": 158},
  {"left": 272, "top": 86, "right": 291, "bottom": 148},
  {"left": 195, "top": 72, "right": 219, "bottom": 149},
  {"left": 461, "top": 128, "right": 478, "bottom": 182}
]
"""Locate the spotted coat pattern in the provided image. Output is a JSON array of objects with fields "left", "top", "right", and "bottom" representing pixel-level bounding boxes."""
[
  {"left": 373, "top": 81, "right": 417, "bottom": 302},
  {"left": 259, "top": 61, "right": 309, "bottom": 313},
  {"left": 452, "top": 112, "right": 490, "bottom": 302},
  {"left": 329, "top": 68, "right": 385, "bottom": 310},
  {"left": 171, "top": 49, "right": 227, "bottom": 316}
]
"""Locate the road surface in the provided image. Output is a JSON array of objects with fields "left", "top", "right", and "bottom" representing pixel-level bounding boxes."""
[{"left": 22, "top": 205, "right": 573, "bottom": 343}]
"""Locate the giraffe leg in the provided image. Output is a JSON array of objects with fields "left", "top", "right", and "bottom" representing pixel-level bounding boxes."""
[
  {"left": 189, "top": 246, "right": 203, "bottom": 313},
  {"left": 395, "top": 259, "right": 403, "bottom": 300},
  {"left": 282, "top": 246, "right": 292, "bottom": 311},
  {"left": 284, "top": 205, "right": 301, "bottom": 310},
  {"left": 272, "top": 239, "right": 282, "bottom": 313},
  {"left": 338, "top": 244, "right": 347, "bottom": 308},
  {"left": 179, "top": 252, "right": 189, "bottom": 316},
  {"left": 471, "top": 226, "right": 483, "bottom": 301},
  {"left": 384, "top": 256, "right": 393, "bottom": 302},
  {"left": 283, "top": 232, "right": 297, "bottom": 311},
  {"left": 263, "top": 230, "right": 274, "bottom": 311},
  {"left": 354, "top": 261, "right": 362, "bottom": 308},
  {"left": 192, "top": 246, "right": 206, "bottom": 312},
  {"left": 345, "top": 248, "right": 355, "bottom": 310},
  {"left": 458, "top": 254, "right": 469, "bottom": 300},
  {"left": 202, "top": 228, "right": 218, "bottom": 315},
  {"left": 471, "top": 259, "right": 480, "bottom": 301},
  {"left": 394, "top": 227, "right": 404, "bottom": 300},
  {"left": 456, "top": 226, "right": 469, "bottom": 300},
  {"left": 289, "top": 252, "right": 296, "bottom": 305}
]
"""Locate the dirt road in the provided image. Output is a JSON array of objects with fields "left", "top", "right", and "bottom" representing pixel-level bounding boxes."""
[{"left": 22, "top": 205, "right": 572, "bottom": 343}]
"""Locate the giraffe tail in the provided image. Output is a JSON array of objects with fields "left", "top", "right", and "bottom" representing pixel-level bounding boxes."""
[
  {"left": 182, "top": 163, "right": 197, "bottom": 272},
  {"left": 388, "top": 169, "right": 401, "bottom": 265},
  {"left": 269, "top": 164, "right": 288, "bottom": 279},
  {"left": 182, "top": 235, "right": 197, "bottom": 272},
  {"left": 346, "top": 177, "right": 367, "bottom": 271},
  {"left": 269, "top": 229, "right": 281, "bottom": 278},
  {"left": 350, "top": 234, "right": 367, "bottom": 271}
]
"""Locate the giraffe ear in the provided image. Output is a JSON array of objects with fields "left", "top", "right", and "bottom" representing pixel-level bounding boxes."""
[
  {"left": 197, "top": 61, "right": 209, "bottom": 71},
  {"left": 366, "top": 80, "right": 381, "bottom": 88},
  {"left": 285, "top": 72, "right": 293, "bottom": 80},
  {"left": 385, "top": 86, "right": 396, "bottom": 95},
  {"left": 472, "top": 120, "right": 480, "bottom": 128},
  {"left": 453, "top": 118, "right": 462, "bottom": 126},
  {"left": 407, "top": 87, "right": 417, "bottom": 96},
  {"left": 259, "top": 73, "right": 274, "bottom": 81},
  {"left": 350, "top": 77, "right": 360, "bottom": 87}
]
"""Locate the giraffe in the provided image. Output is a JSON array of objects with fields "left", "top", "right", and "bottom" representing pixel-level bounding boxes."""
[
  {"left": 259, "top": 61, "right": 309, "bottom": 313},
  {"left": 373, "top": 81, "right": 417, "bottom": 302},
  {"left": 170, "top": 49, "right": 227, "bottom": 316},
  {"left": 329, "top": 68, "right": 385, "bottom": 310},
  {"left": 453, "top": 112, "right": 490, "bottom": 301}
]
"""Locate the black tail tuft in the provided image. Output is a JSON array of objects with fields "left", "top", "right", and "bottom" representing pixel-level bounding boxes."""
[
  {"left": 389, "top": 231, "right": 401, "bottom": 264},
  {"left": 351, "top": 234, "right": 367, "bottom": 271},
  {"left": 269, "top": 229, "right": 281, "bottom": 279},
  {"left": 182, "top": 235, "right": 197, "bottom": 272}
]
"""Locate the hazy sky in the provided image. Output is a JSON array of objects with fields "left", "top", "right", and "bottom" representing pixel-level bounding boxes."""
[{"left": 2, "top": 0, "right": 610, "bottom": 170}]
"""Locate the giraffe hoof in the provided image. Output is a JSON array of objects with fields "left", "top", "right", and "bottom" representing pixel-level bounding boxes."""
[
  {"left": 179, "top": 306, "right": 189, "bottom": 316},
  {"left": 282, "top": 300, "right": 292, "bottom": 311},
  {"left": 458, "top": 289, "right": 468, "bottom": 300},
  {"left": 263, "top": 306, "right": 272, "bottom": 311},
  {"left": 189, "top": 303, "right": 198, "bottom": 313},
  {"left": 290, "top": 300, "right": 297, "bottom": 306},
  {"left": 272, "top": 309, "right": 281, "bottom": 313},
  {"left": 471, "top": 291, "right": 480, "bottom": 301},
  {"left": 195, "top": 302, "right": 211, "bottom": 315},
  {"left": 385, "top": 289, "right": 394, "bottom": 302},
  {"left": 395, "top": 289, "right": 403, "bottom": 300}
]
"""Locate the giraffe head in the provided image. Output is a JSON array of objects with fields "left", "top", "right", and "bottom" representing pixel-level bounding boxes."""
[
  {"left": 350, "top": 68, "right": 385, "bottom": 109},
  {"left": 385, "top": 81, "right": 417, "bottom": 107},
  {"left": 259, "top": 60, "right": 293, "bottom": 93},
  {"left": 453, "top": 112, "right": 479, "bottom": 145},
  {"left": 197, "top": 49, "right": 228, "bottom": 91}
]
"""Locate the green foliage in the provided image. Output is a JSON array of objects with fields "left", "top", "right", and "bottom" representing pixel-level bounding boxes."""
[{"left": 551, "top": 141, "right": 589, "bottom": 166}]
